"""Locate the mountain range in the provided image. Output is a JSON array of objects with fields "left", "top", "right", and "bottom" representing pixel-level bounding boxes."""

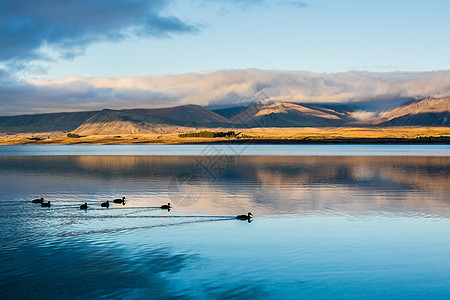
[{"left": 0, "top": 97, "right": 449, "bottom": 135}]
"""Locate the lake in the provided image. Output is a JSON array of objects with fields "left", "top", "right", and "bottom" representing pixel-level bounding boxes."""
[{"left": 1, "top": 145, "right": 449, "bottom": 299}]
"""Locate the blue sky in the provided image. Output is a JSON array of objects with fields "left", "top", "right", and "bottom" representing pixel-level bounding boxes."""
[
  {"left": 3, "top": 0, "right": 449, "bottom": 78},
  {"left": 1, "top": 0, "right": 450, "bottom": 114}
]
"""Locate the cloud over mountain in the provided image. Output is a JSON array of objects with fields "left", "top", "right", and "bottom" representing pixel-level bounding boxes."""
[{"left": 1, "top": 69, "right": 447, "bottom": 115}]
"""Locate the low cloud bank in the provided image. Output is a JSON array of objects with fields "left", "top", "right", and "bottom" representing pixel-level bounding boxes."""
[{"left": 1, "top": 69, "right": 450, "bottom": 116}]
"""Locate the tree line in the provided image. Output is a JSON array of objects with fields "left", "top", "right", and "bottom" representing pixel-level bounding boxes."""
[{"left": 178, "top": 131, "right": 238, "bottom": 138}]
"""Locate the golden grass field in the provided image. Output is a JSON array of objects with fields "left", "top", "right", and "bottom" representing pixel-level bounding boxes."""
[{"left": 1, "top": 127, "right": 450, "bottom": 145}]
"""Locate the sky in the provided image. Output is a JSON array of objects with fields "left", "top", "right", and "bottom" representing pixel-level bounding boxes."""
[{"left": 1, "top": 0, "right": 450, "bottom": 115}]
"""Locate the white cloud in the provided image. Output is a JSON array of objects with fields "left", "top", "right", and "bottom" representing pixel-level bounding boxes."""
[
  {"left": 2, "top": 69, "right": 450, "bottom": 115},
  {"left": 351, "top": 111, "right": 379, "bottom": 121}
]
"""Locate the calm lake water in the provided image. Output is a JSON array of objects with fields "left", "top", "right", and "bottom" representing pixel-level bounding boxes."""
[{"left": 1, "top": 145, "right": 449, "bottom": 299}]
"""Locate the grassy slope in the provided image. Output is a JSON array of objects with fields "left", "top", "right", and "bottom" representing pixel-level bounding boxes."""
[{"left": 1, "top": 127, "right": 449, "bottom": 145}]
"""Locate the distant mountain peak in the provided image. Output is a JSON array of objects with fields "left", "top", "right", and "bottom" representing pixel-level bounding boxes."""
[
  {"left": 1, "top": 97, "right": 449, "bottom": 135},
  {"left": 350, "top": 97, "right": 450, "bottom": 126}
]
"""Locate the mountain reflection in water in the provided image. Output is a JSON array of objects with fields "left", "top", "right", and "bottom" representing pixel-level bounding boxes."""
[
  {"left": 1, "top": 155, "right": 448, "bottom": 217},
  {"left": 0, "top": 155, "right": 449, "bottom": 299}
]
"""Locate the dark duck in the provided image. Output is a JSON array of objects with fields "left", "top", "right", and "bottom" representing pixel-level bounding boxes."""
[
  {"left": 113, "top": 197, "right": 126, "bottom": 205},
  {"left": 160, "top": 203, "right": 171, "bottom": 209},
  {"left": 32, "top": 197, "right": 44, "bottom": 203},
  {"left": 236, "top": 212, "right": 253, "bottom": 222},
  {"left": 41, "top": 201, "right": 51, "bottom": 207}
]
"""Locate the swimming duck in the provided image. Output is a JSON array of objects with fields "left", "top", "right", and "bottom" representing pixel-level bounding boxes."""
[
  {"left": 160, "top": 203, "right": 171, "bottom": 209},
  {"left": 41, "top": 201, "right": 51, "bottom": 207},
  {"left": 113, "top": 197, "right": 126, "bottom": 205},
  {"left": 32, "top": 197, "right": 44, "bottom": 203},
  {"left": 80, "top": 202, "right": 88, "bottom": 210},
  {"left": 236, "top": 212, "right": 252, "bottom": 221},
  {"left": 101, "top": 200, "right": 109, "bottom": 208}
]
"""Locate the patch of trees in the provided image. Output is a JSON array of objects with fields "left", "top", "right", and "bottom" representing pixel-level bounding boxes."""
[
  {"left": 179, "top": 131, "right": 238, "bottom": 138},
  {"left": 67, "top": 133, "right": 80, "bottom": 138}
]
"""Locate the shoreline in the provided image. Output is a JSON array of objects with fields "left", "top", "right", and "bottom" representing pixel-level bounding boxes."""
[
  {"left": 1, "top": 127, "right": 450, "bottom": 145},
  {"left": 199, "top": 137, "right": 450, "bottom": 144},
  {"left": 1, "top": 137, "right": 450, "bottom": 145}
]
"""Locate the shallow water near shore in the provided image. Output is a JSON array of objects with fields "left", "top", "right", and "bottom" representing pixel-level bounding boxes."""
[
  {"left": 1, "top": 146, "right": 450, "bottom": 299},
  {"left": 1, "top": 143, "right": 450, "bottom": 156}
]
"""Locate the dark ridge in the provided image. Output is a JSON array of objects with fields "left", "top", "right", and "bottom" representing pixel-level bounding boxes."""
[
  {"left": 0, "top": 111, "right": 98, "bottom": 133},
  {"left": 397, "top": 98, "right": 421, "bottom": 108},
  {"left": 211, "top": 106, "right": 247, "bottom": 119},
  {"left": 377, "top": 112, "right": 450, "bottom": 126},
  {"left": 295, "top": 103, "right": 355, "bottom": 114},
  {"left": 122, "top": 104, "right": 229, "bottom": 124},
  {"left": 81, "top": 110, "right": 179, "bottom": 126}
]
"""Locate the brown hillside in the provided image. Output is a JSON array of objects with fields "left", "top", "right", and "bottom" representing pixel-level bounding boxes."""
[
  {"left": 351, "top": 97, "right": 450, "bottom": 126},
  {"left": 230, "top": 102, "right": 353, "bottom": 127},
  {"left": 123, "top": 104, "right": 229, "bottom": 124}
]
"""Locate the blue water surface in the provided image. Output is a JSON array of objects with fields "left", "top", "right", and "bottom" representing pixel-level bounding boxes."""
[
  {"left": 0, "top": 149, "right": 449, "bottom": 299},
  {"left": 1, "top": 144, "right": 450, "bottom": 156}
]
